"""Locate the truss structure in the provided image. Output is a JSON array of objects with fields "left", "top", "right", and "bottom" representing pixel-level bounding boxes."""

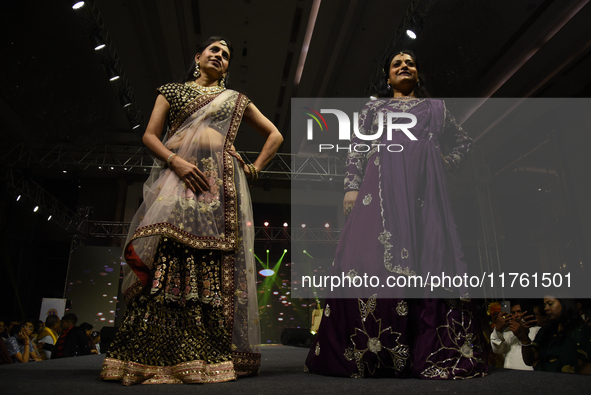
[
  {"left": 4, "top": 166, "right": 86, "bottom": 233},
  {"left": 3, "top": 142, "right": 346, "bottom": 181}
]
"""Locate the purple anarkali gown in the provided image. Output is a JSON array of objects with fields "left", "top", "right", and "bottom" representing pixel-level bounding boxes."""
[{"left": 305, "top": 98, "right": 488, "bottom": 379}]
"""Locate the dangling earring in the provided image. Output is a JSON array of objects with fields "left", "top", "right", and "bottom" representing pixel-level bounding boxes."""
[
  {"left": 193, "top": 63, "right": 201, "bottom": 78},
  {"left": 387, "top": 82, "right": 391, "bottom": 91},
  {"left": 219, "top": 75, "right": 226, "bottom": 88}
]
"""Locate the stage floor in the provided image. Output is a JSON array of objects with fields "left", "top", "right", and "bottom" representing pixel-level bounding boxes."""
[{"left": 1, "top": 345, "right": 590, "bottom": 394}]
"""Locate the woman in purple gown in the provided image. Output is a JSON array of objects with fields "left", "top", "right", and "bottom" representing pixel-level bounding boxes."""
[{"left": 304, "top": 50, "right": 488, "bottom": 379}]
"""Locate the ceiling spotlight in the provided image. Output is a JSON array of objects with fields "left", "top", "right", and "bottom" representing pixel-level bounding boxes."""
[
  {"left": 406, "top": 29, "right": 417, "bottom": 39},
  {"left": 301, "top": 223, "right": 306, "bottom": 228},
  {"left": 106, "top": 65, "right": 120, "bottom": 81},
  {"left": 283, "top": 222, "right": 288, "bottom": 227},
  {"left": 264, "top": 221, "right": 269, "bottom": 227},
  {"left": 33, "top": 206, "right": 39, "bottom": 212},
  {"left": 16, "top": 195, "right": 21, "bottom": 201},
  {"left": 132, "top": 124, "right": 140, "bottom": 129},
  {"left": 72, "top": 1, "right": 85, "bottom": 9},
  {"left": 47, "top": 215, "right": 52, "bottom": 221},
  {"left": 119, "top": 92, "right": 132, "bottom": 108},
  {"left": 91, "top": 32, "right": 105, "bottom": 50},
  {"left": 324, "top": 223, "right": 330, "bottom": 228}
]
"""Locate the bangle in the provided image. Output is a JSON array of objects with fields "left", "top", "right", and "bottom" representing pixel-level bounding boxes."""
[
  {"left": 519, "top": 340, "right": 532, "bottom": 347},
  {"left": 167, "top": 153, "right": 177, "bottom": 165},
  {"left": 247, "top": 164, "right": 259, "bottom": 180}
]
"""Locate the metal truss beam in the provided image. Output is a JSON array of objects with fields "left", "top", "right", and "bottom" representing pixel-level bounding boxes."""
[
  {"left": 3, "top": 142, "right": 346, "bottom": 181},
  {"left": 4, "top": 166, "right": 86, "bottom": 234}
]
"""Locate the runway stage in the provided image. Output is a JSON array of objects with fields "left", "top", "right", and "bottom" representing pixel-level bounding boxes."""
[{"left": 1, "top": 345, "right": 590, "bottom": 394}]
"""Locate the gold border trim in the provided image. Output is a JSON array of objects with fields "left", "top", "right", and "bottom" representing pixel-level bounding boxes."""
[{"left": 101, "top": 357, "right": 236, "bottom": 385}]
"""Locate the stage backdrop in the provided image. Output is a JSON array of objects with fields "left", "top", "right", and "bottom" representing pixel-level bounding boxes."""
[{"left": 64, "top": 246, "right": 123, "bottom": 331}]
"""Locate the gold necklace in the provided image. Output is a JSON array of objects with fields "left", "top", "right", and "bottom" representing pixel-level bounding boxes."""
[{"left": 185, "top": 80, "right": 226, "bottom": 95}]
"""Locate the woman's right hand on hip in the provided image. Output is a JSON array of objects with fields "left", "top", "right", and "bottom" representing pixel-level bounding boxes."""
[{"left": 170, "top": 155, "right": 209, "bottom": 193}]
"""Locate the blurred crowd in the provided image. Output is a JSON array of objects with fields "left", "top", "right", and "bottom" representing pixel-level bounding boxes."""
[{"left": 1, "top": 313, "right": 100, "bottom": 364}]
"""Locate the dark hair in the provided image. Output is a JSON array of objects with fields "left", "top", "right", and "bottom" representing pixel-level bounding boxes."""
[
  {"left": 62, "top": 313, "right": 78, "bottom": 325},
  {"left": 10, "top": 324, "right": 22, "bottom": 337},
  {"left": 373, "top": 49, "right": 429, "bottom": 98},
  {"left": 511, "top": 300, "right": 531, "bottom": 314},
  {"left": 180, "top": 36, "right": 234, "bottom": 83},
  {"left": 45, "top": 315, "right": 60, "bottom": 328},
  {"left": 79, "top": 322, "right": 93, "bottom": 332},
  {"left": 540, "top": 298, "right": 584, "bottom": 344}
]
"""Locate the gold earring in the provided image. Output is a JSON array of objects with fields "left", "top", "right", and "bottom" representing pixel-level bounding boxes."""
[
  {"left": 219, "top": 75, "right": 226, "bottom": 88},
  {"left": 193, "top": 63, "right": 200, "bottom": 78}
]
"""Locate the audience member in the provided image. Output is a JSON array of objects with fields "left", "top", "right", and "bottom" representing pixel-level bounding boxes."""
[
  {"left": 491, "top": 300, "right": 540, "bottom": 370},
  {"left": 79, "top": 322, "right": 98, "bottom": 354},
  {"left": 532, "top": 302, "right": 547, "bottom": 327},
  {"left": 0, "top": 320, "right": 8, "bottom": 339},
  {"left": 36, "top": 315, "right": 61, "bottom": 360},
  {"left": 517, "top": 296, "right": 591, "bottom": 373},
  {"left": 5, "top": 322, "right": 43, "bottom": 363},
  {"left": 91, "top": 331, "right": 101, "bottom": 354},
  {"left": 52, "top": 313, "right": 91, "bottom": 358}
]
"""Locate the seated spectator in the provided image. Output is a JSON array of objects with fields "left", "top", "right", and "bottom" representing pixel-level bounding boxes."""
[
  {"left": 0, "top": 334, "right": 13, "bottom": 365},
  {"left": 36, "top": 315, "right": 61, "bottom": 360},
  {"left": 5, "top": 322, "right": 43, "bottom": 363},
  {"left": 79, "top": 322, "right": 98, "bottom": 354},
  {"left": 516, "top": 296, "right": 591, "bottom": 373},
  {"left": 491, "top": 300, "right": 540, "bottom": 370},
  {"left": 52, "top": 313, "right": 91, "bottom": 358},
  {"left": 0, "top": 320, "right": 8, "bottom": 339},
  {"left": 91, "top": 331, "right": 101, "bottom": 354}
]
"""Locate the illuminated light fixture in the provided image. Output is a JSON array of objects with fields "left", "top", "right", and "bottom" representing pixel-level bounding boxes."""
[
  {"left": 301, "top": 223, "right": 306, "bottom": 228},
  {"left": 110, "top": 167, "right": 114, "bottom": 170},
  {"left": 406, "top": 29, "right": 417, "bottom": 39},
  {"left": 106, "top": 65, "right": 120, "bottom": 81},
  {"left": 33, "top": 206, "right": 39, "bottom": 212},
  {"left": 98, "top": 166, "right": 102, "bottom": 169},
  {"left": 16, "top": 195, "right": 21, "bottom": 201},
  {"left": 324, "top": 223, "right": 330, "bottom": 228},
  {"left": 264, "top": 221, "right": 269, "bottom": 226},
  {"left": 284, "top": 249, "right": 288, "bottom": 253},
  {"left": 283, "top": 222, "right": 288, "bottom": 227},
  {"left": 63, "top": 170, "right": 67, "bottom": 173},
  {"left": 247, "top": 221, "right": 252, "bottom": 226},
  {"left": 132, "top": 123, "right": 140, "bottom": 129},
  {"left": 119, "top": 92, "right": 132, "bottom": 107},
  {"left": 303, "top": 250, "right": 306, "bottom": 253},
  {"left": 266, "top": 249, "right": 269, "bottom": 253},
  {"left": 47, "top": 215, "right": 52, "bottom": 221},
  {"left": 91, "top": 32, "right": 105, "bottom": 50},
  {"left": 72, "top": 1, "right": 85, "bottom": 9},
  {"left": 259, "top": 269, "right": 275, "bottom": 277}
]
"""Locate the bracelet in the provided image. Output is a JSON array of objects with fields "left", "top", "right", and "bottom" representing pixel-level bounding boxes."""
[
  {"left": 167, "top": 153, "right": 177, "bottom": 165},
  {"left": 519, "top": 340, "right": 532, "bottom": 347},
  {"left": 247, "top": 164, "right": 259, "bottom": 180}
]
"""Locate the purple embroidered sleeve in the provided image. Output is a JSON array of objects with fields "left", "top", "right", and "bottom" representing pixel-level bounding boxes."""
[
  {"left": 442, "top": 109, "right": 472, "bottom": 170},
  {"left": 344, "top": 103, "right": 375, "bottom": 192}
]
